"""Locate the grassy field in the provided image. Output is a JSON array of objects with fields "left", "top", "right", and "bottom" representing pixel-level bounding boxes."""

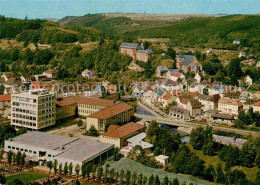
[
  {"left": 187, "top": 144, "right": 260, "bottom": 181},
  {"left": 6, "top": 171, "right": 48, "bottom": 184}
]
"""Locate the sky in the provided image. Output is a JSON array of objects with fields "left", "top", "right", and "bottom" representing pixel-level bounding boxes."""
[{"left": 0, "top": 0, "right": 259, "bottom": 19}]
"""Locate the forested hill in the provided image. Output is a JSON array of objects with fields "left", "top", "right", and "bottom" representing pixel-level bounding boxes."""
[
  {"left": 61, "top": 14, "right": 260, "bottom": 50},
  {"left": 0, "top": 16, "right": 105, "bottom": 44}
]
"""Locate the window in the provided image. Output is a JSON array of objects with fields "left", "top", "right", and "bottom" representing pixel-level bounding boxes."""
[{"left": 8, "top": 146, "right": 11, "bottom": 149}]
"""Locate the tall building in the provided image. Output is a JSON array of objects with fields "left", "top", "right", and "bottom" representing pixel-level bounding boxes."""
[{"left": 11, "top": 89, "right": 56, "bottom": 130}]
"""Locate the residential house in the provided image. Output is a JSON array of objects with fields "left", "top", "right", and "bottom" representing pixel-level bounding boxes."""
[
  {"left": 233, "top": 39, "right": 240, "bottom": 45},
  {"left": 165, "top": 69, "right": 180, "bottom": 79},
  {"left": 239, "top": 51, "right": 246, "bottom": 58},
  {"left": 195, "top": 73, "right": 203, "bottom": 83},
  {"left": 169, "top": 106, "right": 190, "bottom": 120},
  {"left": 82, "top": 69, "right": 96, "bottom": 79},
  {"left": 136, "top": 49, "right": 154, "bottom": 63},
  {"left": 241, "top": 59, "right": 256, "bottom": 66},
  {"left": 176, "top": 54, "right": 202, "bottom": 73},
  {"left": 161, "top": 79, "right": 183, "bottom": 92},
  {"left": 188, "top": 83, "right": 199, "bottom": 93},
  {"left": 155, "top": 155, "right": 169, "bottom": 166},
  {"left": 252, "top": 101, "right": 260, "bottom": 112},
  {"left": 244, "top": 75, "right": 253, "bottom": 86},
  {"left": 161, "top": 91, "right": 176, "bottom": 108},
  {"left": 239, "top": 91, "right": 249, "bottom": 103},
  {"left": 218, "top": 97, "right": 243, "bottom": 115},
  {"left": 211, "top": 113, "right": 235, "bottom": 125},
  {"left": 43, "top": 69, "right": 58, "bottom": 79},
  {"left": 0, "top": 94, "right": 11, "bottom": 118},
  {"left": 100, "top": 122, "right": 145, "bottom": 148},
  {"left": 169, "top": 72, "right": 185, "bottom": 82},
  {"left": 156, "top": 66, "right": 168, "bottom": 78},
  {"left": 186, "top": 99, "right": 203, "bottom": 117}
]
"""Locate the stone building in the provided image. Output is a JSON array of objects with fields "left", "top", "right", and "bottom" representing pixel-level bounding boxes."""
[{"left": 176, "top": 54, "right": 202, "bottom": 73}]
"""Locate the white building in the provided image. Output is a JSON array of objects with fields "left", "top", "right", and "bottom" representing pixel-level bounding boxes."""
[
  {"left": 5, "top": 132, "right": 114, "bottom": 173},
  {"left": 11, "top": 89, "right": 56, "bottom": 130},
  {"left": 155, "top": 155, "right": 169, "bottom": 166}
]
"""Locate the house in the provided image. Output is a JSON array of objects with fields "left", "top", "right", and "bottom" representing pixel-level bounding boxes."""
[
  {"left": 161, "top": 79, "right": 183, "bottom": 91},
  {"left": 169, "top": 72, "right": 185, "bottom": 82},
  {"left": 252, "top": 101, "right": 260, "bottom": 112},
  {"left": 165, "top": 69, "right": 180, "bottom": 79},
  {"left": 82, "top": 69, "right": 96, "bottom": 79},
  {"left": 186, "top": 99, "right": 203, "bottom": 117},
  {"left": 218, "top": 97, "right": 243, "bottom": 115},
  {"left": 244, "top": 75, "right": 253, "bottom": 86},
  {"left": 161, "top": 91, "right": 176, "bottom": 108},
  {"left": 195, "top": 73, "right": 203, "bottom": 83},
  {"left": 120, "top": 132, "right": 153, "bottom": 157},
  {"left": 20, "top": 75, "right": 35, "bottom": 84},
  {"left": 100, "top": 122, "right": 145, "bottom": 148},
  {"left": 239, "top": 91, "right": 249, "bottom": 103},
  {"left": 0, "top": 94, "right": 11, "bottom": 119},
  {"left": 176, "top": 54, "right": 202, "bottom": 74},
  {"left": 156, "top": 66, "right": 168, "bottom": 78},
  {"left": 239, "top": 51, "right": 246, "bottom": 58},
  {"left": 188, "top": 83, "right": 199, "bottom": 93},
  {"left": 211, "top": 113, "right": 235, "bottom": 124},
  {"left": 206, "top": 48, "right": 213, "bottom": 54},
  {"left": 136, "top": 49, "right": 154, "bottom": 63},
  {"left": 233, "top": 39, "right": 240, "bottom": 45},
  {"left": 31, "top": 81, "right": 44, "bottom": 90},
  {"left": 169, "top": 106, "right": 190, "bottom": 120},
  {"left": 241, "top": 59, "right": 256, "bottom": 66},
  {"left": 34, "top": 74, "right": 48, "bottom": 81},
  {"left": 43, "top": 69, "right": 58, "bottom": 79},
  {"left": 119, "top": 42, "right": 153, "bottom": 63},
  {"left": 155, "top": 155, "right": 169, "bottom": 166},
  {"left": 38, "top": 43, "right": 51, "bottom": 50}
]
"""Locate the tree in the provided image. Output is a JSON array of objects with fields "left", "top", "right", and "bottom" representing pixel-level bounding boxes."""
[
  {"left": 190, "top": 127, "right": 205, "bottom": 150},
  {"left": 16, "top": 128, "right": 27, "bottom": 136},
  {"left": 0, "top": 174, "right": 6, "bottom": 184},
  {"left": 131, "top": 172, "right": 137, "bottom": 185},
  {"left": 115, "top": 172, "right": 119, "bottom": 184},
  {"left": 10, "top": 178, "right": 24, "bottom": 185},
  {"left": 86, "top": 163, "right": 92, "bottom": 179},
  {"left": 16, "top": 151, "right": 22, "bottom": 166},
  {"left": 97, "top": 166, "right": 103, "bottom": 181},
  {"left": 172, "top": 178, "right": 179, "bottom": 185},
  {"left": 64, "top": 162, "right": 68, "bottom": 176},
  {"left": 216, "top": 163, "right": 225, "bottom": 184},
  {"left": 154, "top": 175, "right": 160, "bottom": 185},
  {"left": 12, "top": 152, "right": 16, "bottom": 165},
  {"left": 120, "top": 170, "right": 125, "bottom": 184},
  {"left": 69, "top": 162, "right": 73, "bottom": 177},
  {"left": 59, "top": 163, "right": 63, "bottom": 175},
  {"left": 227, "top": 58, "right": 243, "bottom": 85},
  {"left": 110, "top": 168, "right": 115, "bottom": 183},
  {"left": 47, "top": 161, "right": 53, "bottom": 174},
  {"left": 0, "top": 150, "right": 4, "bottom": 161},
  {"left": 163, "top": 176, "right": 169, "bottom": 185},
  {"left": 142, "top": 176, "right": 147, "bottom": 185},
  {"left": 53, "top": 159, "right": 58, "bottom": 175},
  {"left": 148, "top": 175, "right": 154, "bottom": 185},
  {"left": 7, "top": 150, "right": 13, "bottom": 166},
  {"left": 75, "top": 164, "right": 80, "bottom": 180},
  {"left": 126, "top": 170, "right": 131, "bottom": 185},
  {"left": 81, "top": 165, "right": 87, "bottom": 180},
  {"left": 138, "top": 174, "right": 143, "bottom": 185},
  {"left": 167, "top": 47, "right": 176, "bottom": 61}
]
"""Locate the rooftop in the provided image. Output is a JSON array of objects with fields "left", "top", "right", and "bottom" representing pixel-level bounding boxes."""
[
  {"left": 127, "top": 133, "right": 153, "bottom": 150},
  {"left": 0, "top": 94, "right": 11, "bottom": 102},
  {"left": 102, "top": 122, "right": 145, "bottom": 139},
  {"left": 120, "top": 42, "right": 141, "bottom": 49}
]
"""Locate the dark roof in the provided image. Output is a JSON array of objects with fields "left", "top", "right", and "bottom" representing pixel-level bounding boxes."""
[
  {"left": 165, "top": 79, "right": 177, "bottom": 86},
  {"left": 212, "top": 113, "right": 234, "bottom": 120},
  {"left": 120, "top": 42, "right": 141, "bottom": 49},
  {"left": 137, "top": 49, "right": 154, "bottom": 54},
  {"left": 177, "top": 54, "right": 195, "bottom": 66},
  {"left": 170, "top": 106, "right": 189, "bottom": 115},
  {"left": 189, "top": 99, "right": 203, "bottom": 108}
]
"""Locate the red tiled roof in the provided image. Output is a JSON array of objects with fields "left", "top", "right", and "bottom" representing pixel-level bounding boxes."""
[
  {"left": 253, "top": 100, "right": 260, "bottom": 107},
  {"left": 163, "top": 93, "right": 171, "bottom": 100},
  {"left": 31, "top": 81, "right": 43, "bottom": 89},
  {"left": 0, "top": 94, "right": 11, "bottom": 102},
  {"left": 102, "top": 122, "right": 145, "bottom": 139},
  {"left": 171, "top": 72, "right": 182, "bottom": 77},
  {"left": 88, "top": 102, "right": 133, "bottom": 119}
]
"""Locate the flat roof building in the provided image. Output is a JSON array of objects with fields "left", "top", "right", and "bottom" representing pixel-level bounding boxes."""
[
  {"left": 5, "top": 132, "right": 114, "bottom": 172},
  {"left": 11, "top": 90, "right": 56, "bottom": 130}
]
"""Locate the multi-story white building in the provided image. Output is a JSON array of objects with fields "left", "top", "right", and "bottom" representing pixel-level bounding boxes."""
[
  {"left": 11, "top": 89, "right": 56, "bottom": 130},
  {"left": 218, "top": 97, "right": 243, "bottom": 115}
]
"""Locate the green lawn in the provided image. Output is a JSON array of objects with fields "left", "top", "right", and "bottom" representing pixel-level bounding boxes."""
[
  {"left": 6, "top": 171, "right": 48, "bottom": 184},
  {"left": 187, "top": 144, "right": 260, "bottom": 181}
]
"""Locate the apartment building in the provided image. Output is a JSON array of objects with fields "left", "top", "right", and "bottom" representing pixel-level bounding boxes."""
[
  {"left": 218, "top": 97, "right": 243, "bottom": 115},
  {"left": 11, "top": 89, "right": 56, "bottom": 130}
]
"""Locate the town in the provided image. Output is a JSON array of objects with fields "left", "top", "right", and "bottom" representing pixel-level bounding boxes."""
[{"left": 0, "top": 6, "right": 260, "bottom": 185}]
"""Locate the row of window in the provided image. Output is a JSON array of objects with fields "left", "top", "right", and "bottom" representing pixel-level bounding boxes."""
[
  {"left": 79, "top": 109, "right": 94, "bottom": 114},
  {"left": 39, "top": 96, "right": 54, "bottom": 102},
  {"left": 8, "top": 146, "right": 37, "bottom": 154},
  {"left": 12, "top": 119, "right": 36, "bottom": 127},
  {"left": 12, "top": 113, "right": 36, "bottom": 121},
  {"left": 13, "top": 102, "right": 37, "bottom": 109},
  {"left": 78, "top": 104, "right": 101, "bottom": 110},
  {"left": 42, "top": 108, "right": 54, "bottom": 114},
  {"left": 12, "top": 108, "right": 36, "bottom": 115},
  {"left": 12, "top": 96, "right": 37, "bottom": 103}
]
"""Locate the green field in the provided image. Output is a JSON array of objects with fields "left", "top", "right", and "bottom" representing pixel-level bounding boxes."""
[
  {"left": 6, "top": 171, "right": 48, "bottom": 184},
  {"left": 105, "top": 158, "right": 214, "bottom": 185},
  {"left": 187, "top": 144, "right": 260, "bottom": 181}
]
